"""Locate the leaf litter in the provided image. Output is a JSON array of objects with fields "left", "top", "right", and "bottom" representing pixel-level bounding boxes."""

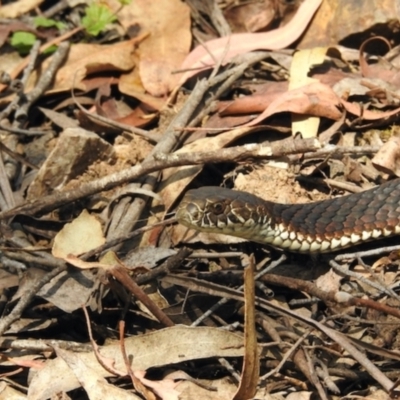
[{"left": 1, "top": 0, "right": 400, "bottom": 399}]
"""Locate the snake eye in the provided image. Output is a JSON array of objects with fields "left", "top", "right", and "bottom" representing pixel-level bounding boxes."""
[{"left": 212, "top": 202, "right": 224, "bottom": 215}]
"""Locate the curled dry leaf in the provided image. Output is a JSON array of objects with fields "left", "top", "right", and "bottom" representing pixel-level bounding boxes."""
[
  {"left": 28, "top": 326, "right": 245, "bottom": 399},
  {"left": 359, "top": 36, "right": 400, "bottom": 86},
  {"left": 175, "top": 0, "right": 322, "bottom": 87},
  {"left": 46, "top": 39, "right": 138, "bottom": 94},
  {"left": 52, "top": 210, "right": 105, "bottom": 260}
]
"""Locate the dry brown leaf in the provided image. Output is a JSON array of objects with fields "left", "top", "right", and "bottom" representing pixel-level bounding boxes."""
[
  {"left": 107, "top": 0, "right": 191, "bottom": 96},
  {"left": 244, "top": 81, "right": 343, "bottom": 127},
  {"left": 224, "top": 0, "right": 277, "bottom": 33},
  {"left": 45, "top": 39, "right": 138, "bottom": 94},
  {"left": 341, "top": 100, "right": 400, "bottom": 119},
  {"left": 217, "top": 81, "right": 289, "bottom": 116},
  {"left": 0, "top": 384, "right": 27, "bottom": 399},
  {"left": 177, "top": 378, "right": 237, "bottom": 400},
  {"left": 119, "top": 66, "right": 167, "bottom": 110}
]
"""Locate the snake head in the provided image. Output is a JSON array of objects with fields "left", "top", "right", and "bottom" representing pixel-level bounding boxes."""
[
  {"left": 176, "top": 187, "right": 269, "bottom": 238},
  {"left": 176, "top": 188, "right": 229, "bottom": 230}
]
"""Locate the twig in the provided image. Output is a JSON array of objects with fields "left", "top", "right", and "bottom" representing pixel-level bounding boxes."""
[
  {"left": 304, "top": 351, "right": 330, "bottom": 399},
  {"left": 189, "top": 254, "right": 286, "bottom": 326},
  {"left": 0, "top": 141, "right": 38, "bottom": 170},
  {"left": 260, "top": 329, "right": 311, "bottom": 380},
  {"left": 71, "top": 85, "right": 161, "bottom": 144},
  {"left": 0, "top": 137, "right": 319, "bottom": 219},
  {"left": 135, "top": 247, "right": 192, "bottom": 285},
  {"left": 109, "top": 265, "right": 175, "bottom": 327},
  {"left": 105, "top": 78, "right": 211, "bottom": 244},
  {"left": 329, "top": 259, "right": 399, "bottom": 300},
  {"left": 0, "top": 41, "right": 41, "bottom": 122},
  {"left": 290, "top": 145, "right": 380, "bottom": 162},
  {"left": 0, "top": 150, "right": 15, "bottom": 209},
  {"left": 182, "top": 51, "right": 272, "bottom": 135},
  {"left": 163, "top": 274, "right": 394, "bottom": 391},
  {"left": 0, "top": 124, "right": 48, "bottom": 136},
  {"left": 0, "top": 26, "right": 83, "bottom": 93},
  {"left": 81, "top": 218, "right": 175, "bottom": 260},
  {"left": 82, "top": 307, "right": 125, "bottom": 376},
  {"left": 261, "top": 273, "right": 400, "bottom": 319},
  {"left": 0, "top": 264, "right": 66, "bottom": 336},
  {"left": 334, "top": 243, "right": 400, "bottom": 261},
  {"left": 14, "top": 42, "right": 70, "bottom": 124}
]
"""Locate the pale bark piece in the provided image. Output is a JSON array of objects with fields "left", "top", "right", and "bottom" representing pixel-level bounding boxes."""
[
  {"left": 124, "top": 246, "right": 177, "bottom": 269},
  {"left": 289, "top": 47, "right": 328, "bottom": 138},
  {"left": 37, "top": 267, "right": 106, "bottom": 313},
  {"left": 27, "top": 128, "right": 115, "bottom": 199},
  {"left": 0, "top": 382, "right": 27, "bottom": 399},
  {"left": 372, "top": 134, "right": 400, "bottom": 176},
  {"left": 55, "top": 348, "right": 142, "bottom": 400},
  {"left": 28, "top": 326, "right": 246, "bottom": 400},
  {"left": 107, "top": 0, "right": 191, "bottom": 96},
  {"left": 0, "top": 0, "right": 43, "bottom": 18}
]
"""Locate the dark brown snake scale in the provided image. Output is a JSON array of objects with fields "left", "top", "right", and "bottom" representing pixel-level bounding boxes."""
[{"left": 176, "top": 179, "right": 400, "bottom": 253}]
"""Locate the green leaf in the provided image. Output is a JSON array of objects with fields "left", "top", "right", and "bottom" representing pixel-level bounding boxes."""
[
  {"left": 118, "top": 0, "right": 132, "bottom": 5},
  {"left": 81, "top": 3, "right": 117, "bottom": 36},
  {"left": 34, "top": 16, "right": 66, "bottom": 30},
  {"left": 10, "top": 31, "right": 37, "bottom": 55},
  {"left": 43, "top": 44, "right": 58, "bottom": 55}
]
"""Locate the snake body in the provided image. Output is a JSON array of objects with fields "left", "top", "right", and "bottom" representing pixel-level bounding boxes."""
[{"left": 176, "top": 179, "right": 400, "bottom": 253}]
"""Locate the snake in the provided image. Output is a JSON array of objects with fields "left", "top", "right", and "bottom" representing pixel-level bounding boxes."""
[{"left": 176, "top": 179, "right": 400, "bottom": 253}]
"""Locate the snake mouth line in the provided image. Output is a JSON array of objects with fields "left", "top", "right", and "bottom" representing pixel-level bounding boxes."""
[{"left": 176, "top": 182, "right": 400, "bottom": 253}]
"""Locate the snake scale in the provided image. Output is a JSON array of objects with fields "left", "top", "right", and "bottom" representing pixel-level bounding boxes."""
[{"left": 176, "top": 179, "right": 400, "bottom": 253}]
